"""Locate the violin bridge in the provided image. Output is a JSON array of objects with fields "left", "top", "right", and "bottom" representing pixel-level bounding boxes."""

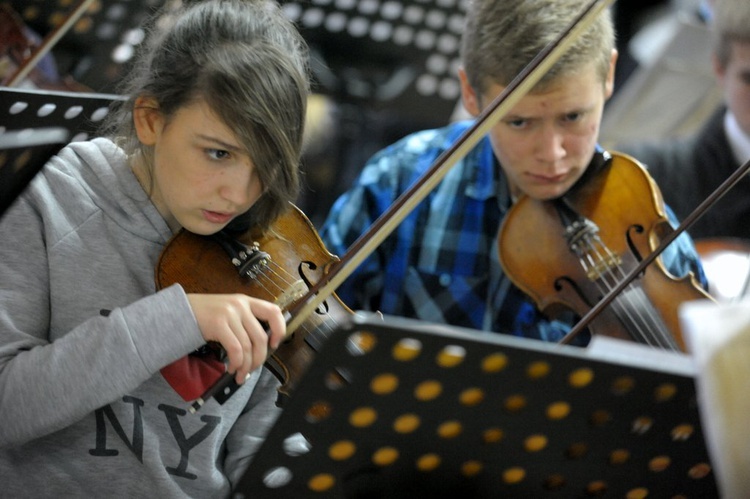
[
  {"left": 564, "top": 219, "right": 622, "bottom": 281},
  {"left": 586, "top": 253, "right": 622, "bottom": 281},
  {"left": 275, "top": 280, "right": 309, "bottom": 310}
]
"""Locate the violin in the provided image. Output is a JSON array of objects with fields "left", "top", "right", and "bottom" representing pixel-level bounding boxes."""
[
  {"left": 156, "top": 203, "right": 355, "bottom": 409},
  {"left": 497, "top": 151, "right": 714, "bottom": 351}
]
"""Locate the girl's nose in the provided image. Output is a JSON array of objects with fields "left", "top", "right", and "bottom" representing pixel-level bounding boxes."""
[{"left": 219, "top": 167, "right": 257, "bottom": 207}]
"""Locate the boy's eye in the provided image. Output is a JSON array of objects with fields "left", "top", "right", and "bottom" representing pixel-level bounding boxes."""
[
  {"left": 564, "top": 112, "right": 582, "bottom": 122},
  {"left": 506, "top": 118, "right": 527, "bottom": 129}
]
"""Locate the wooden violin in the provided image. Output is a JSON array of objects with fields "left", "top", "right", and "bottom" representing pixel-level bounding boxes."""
[
  {"left": 498, "top": 151, "right": 715, "bottom": 351},
  {"left": 156, "top": 203, "right": 356, "bottom": 409}
]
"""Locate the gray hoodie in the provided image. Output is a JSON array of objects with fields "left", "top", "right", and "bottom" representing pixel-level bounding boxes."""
[{"left": 0, "top": 138, "right": 281, "bottom": 497}]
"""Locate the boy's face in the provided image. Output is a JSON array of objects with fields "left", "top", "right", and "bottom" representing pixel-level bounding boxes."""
[
  {"left": 460, "top": 55, "right": 616, "bottom": 201},
  {"left": 715, "top": 40, "right": 750, "bottom": 138}
]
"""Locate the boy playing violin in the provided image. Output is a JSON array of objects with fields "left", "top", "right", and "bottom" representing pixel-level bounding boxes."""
[{"left": 320, "top": 0, "right": 708, "bottom": 343}]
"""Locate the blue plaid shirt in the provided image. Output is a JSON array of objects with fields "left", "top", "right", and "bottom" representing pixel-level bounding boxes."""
[{"left": 320, "top": 121, "right": 708, "bottom": 345}]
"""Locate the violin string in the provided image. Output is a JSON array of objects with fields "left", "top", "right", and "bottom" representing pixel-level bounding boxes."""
[
  {"left": 591, "top": 239, "right": 659, "bottom": 345},
  {"left": 258, "top": 260, "right": 341, "bottom": 345},
  {"left": 609, "top": 252, "right": 679, "bottom": 349},
  {"left": 589, "top": 237, "right": 677, "bottom": 349},
  {"left": 255, "top": 265, "right": 333, "bottom": 345},
  {"left": 580, "top": 233, "right": 679, "bottom": 350},
  {"left": 600, "top": 238, "right": 681, "bottom": 350},
  {"left": 576, "top": 235, "right": 656, "bottom": 345}
]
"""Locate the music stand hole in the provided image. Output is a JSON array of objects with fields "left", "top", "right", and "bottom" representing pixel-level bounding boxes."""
[
  {"left": 436, "top": 344, "right": 465, "bottom": 367},
  {"left": 283, "top": 432, "right": 311, "bottom": 457},
  {"left": 9, "top": 101, "right": 28, "bottom": 114},
  {"left": 392, "top": 337, "right": 421, "bottom": 361},
  {"left": 261, "top": 466, "right": 292, "bottom": 489},
  {"left": 305, "top": 401, "right": 332, "bottom": 423},
  {"left": 372, "top": 446, "right": 399, "bottom": 466},
  {"left": 461, "top": 460, "right": 483, "bottom": 477},
  {"left": 36, "top": 104, "right": 56, "bottom": 117},
  {"left": 393, "top": 413, "right": 420, "bottom": 433}
]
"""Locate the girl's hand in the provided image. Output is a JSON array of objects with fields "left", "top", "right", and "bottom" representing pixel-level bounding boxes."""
[{"left": 187, "top": 294, "right": 285, "bottom": 384}]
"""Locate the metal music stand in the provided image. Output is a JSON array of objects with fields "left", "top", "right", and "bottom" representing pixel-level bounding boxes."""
[
  {"left": 0, "top": 127, "right": 68, "bottom": 217},
  {"left": 233, "top": 313, "right": 718, "bottom": 498},
  {"left": 0, "top": 87, "right": 123, "bottom": 217}
]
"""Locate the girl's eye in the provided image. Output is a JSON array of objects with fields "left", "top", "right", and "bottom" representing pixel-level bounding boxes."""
[{"left": 207, "top": 149, "right": 229, "bottom": 160}]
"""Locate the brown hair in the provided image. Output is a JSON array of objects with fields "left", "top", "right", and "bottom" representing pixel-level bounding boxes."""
[
  {"left": 711, "top": 0, "right": 750, "bottom": 69},
  {"left": 104, "top": 0, "right": 310, "bottom": 232}
]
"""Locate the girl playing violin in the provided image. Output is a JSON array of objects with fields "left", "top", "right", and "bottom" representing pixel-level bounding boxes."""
[
  {"left": 0, "top": 0, "right": 308, "bottom": 496},
  {"left": 321, "top": 0, "right": 708, "bottom": 344}
]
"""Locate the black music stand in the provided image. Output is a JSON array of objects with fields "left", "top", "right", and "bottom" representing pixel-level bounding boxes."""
[
  {"left": 0, "top": 86, "right": 123, "bottom": 137},
  {"left": 280, "top": 0, "right": 465, "bottom": 126},
  {"left": 233, "top": 313, "right": 718, "bottom": 498},
  {"left": 0, "top": 127, "right": 68, "bottom": 217},
  {"left": 0, "top": 87, "right": 123, "bottom": 217}
]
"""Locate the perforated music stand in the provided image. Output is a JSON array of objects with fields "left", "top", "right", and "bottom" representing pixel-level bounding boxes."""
[
  {"left": 0, "top": 86, "right": 123, "bottom": 138},
  {"left": 280, "top": 0, "right": 466, "bottom": 126},
  {"left": 0, "top": 87, "right": 123, "bottom": 217},
  {"left": 233, "top": 313, "right": 718, "bottom": 498}
]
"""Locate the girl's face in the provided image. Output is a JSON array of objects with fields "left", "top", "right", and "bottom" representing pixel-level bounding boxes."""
[{"left": 133, "top": 98, "right": 263, "bottom": 234}]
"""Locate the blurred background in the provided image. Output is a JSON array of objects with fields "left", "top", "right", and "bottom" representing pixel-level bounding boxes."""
[{"left": 1, "top": 0, "right": 716, "bottom": 226}]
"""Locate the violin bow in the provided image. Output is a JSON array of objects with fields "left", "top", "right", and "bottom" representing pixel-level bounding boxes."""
[
  {"left": 560, "top": 155, "right": 750, "bottom": 345},
  {"left": 285, "top": 0, "right": 616, "bottom": 333}
]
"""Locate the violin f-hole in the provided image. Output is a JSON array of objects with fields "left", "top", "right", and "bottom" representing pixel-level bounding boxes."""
[
  {"left": 298, "top": 261, "right": 331, "bottom": 315},
  {"left": 554, "top": 275, "right": 596, "bottom": 307},
  {"left": 626, "top": 224, "right": 646, "bottom": 265}
]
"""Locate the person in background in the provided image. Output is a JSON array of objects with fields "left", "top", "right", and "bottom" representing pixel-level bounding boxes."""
[
  {"left": 320, "top": 0, "right": 707, "bottom": 344},
  {"left": 0, "top": 1, "right": 309, "bottom": 496},
  {"left": 618, "top": 0, "right": 750, "bottom": 240}
]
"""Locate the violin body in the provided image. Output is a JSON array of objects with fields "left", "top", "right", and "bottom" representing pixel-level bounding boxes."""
[
  {"left": 498, "top": 152, "right": 714, "bottom": 351},
  {"left": 156, "top": 203, "right": 354, "bottom": 401}
]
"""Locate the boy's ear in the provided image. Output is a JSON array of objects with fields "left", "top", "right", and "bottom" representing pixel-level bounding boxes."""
[
  {"left": 458, "top": 67, "right": 481, "bottom": 117},
  {"left": 133, "top": 96, "right": 163, "bottom": 146},
  {"left": 604, "top": 48, "right": 618, "bottom": 99}
]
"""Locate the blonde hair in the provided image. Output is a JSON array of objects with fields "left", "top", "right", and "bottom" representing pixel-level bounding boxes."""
[{"left": 460, "top": 0, "right": 615, "bottom": 94}]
